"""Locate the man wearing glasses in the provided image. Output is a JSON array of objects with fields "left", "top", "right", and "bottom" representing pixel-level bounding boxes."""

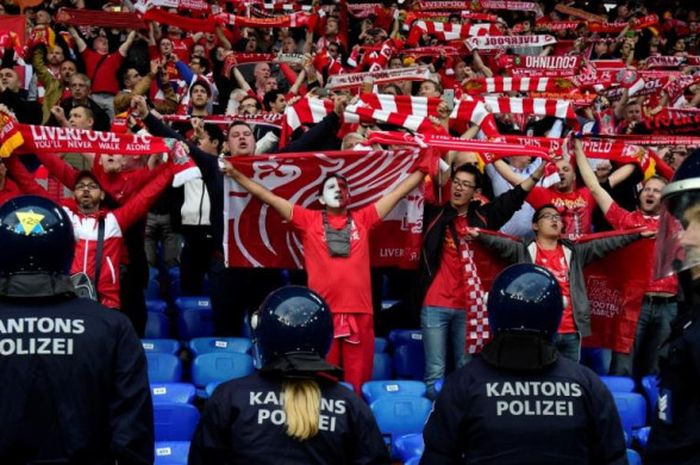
[
  {"left": 417, "top": 162, "right": 544, "bottom": 399},
  {"left": 474, "top": 204, "right": 646, "bottom": 362},
  {"left": 55, "top": 74, "right": 110, "bottom": 131}
]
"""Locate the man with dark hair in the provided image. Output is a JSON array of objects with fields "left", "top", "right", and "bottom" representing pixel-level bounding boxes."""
[
  {"left": 262, "top": 90, "right": 287, "bottom": 114},
  {"left": 418, "top": 162, "right": 544, "bottom": 398},
  {"left": 475, "top": 204, "right": 645, "bottom": 362}
]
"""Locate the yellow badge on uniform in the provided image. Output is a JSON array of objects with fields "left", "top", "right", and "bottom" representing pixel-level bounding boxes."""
[{"left": 15, "top": 210, "right": 46, "bottom": 236}]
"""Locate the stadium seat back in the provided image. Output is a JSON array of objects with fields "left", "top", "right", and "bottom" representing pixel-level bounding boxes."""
[
  {"left": 394, "top": 433, "right": 425, "bottom": 462},
  {"left": 151, "top": 383, "right": 196, "bottom": 404},
  {"left": 388, "top": 329, "right": 423, "bottom": 348},
  {"left": 372, "top": 353, "right": 393, "bottom": 380},
  {"left": 175, "top": 297, "right": 213, "bottom": 339},
  {"left": 362, "top": 380, "right": 427, "bottom": 403},
  {"left": 393, "top": 344, "right": 425, "bottom": 380},
  {"left": 142, "top": 338, "right": 180, "bottom": 355},
  {"left": 154, "top": 441, "right": 190, "bottom": 465},
  {"left": 375, "top": 337, "right": 389, "bottom": 353},
  {"left": 627, "top": 448, "right": 642, "bottom": 465},
  {"left": 600, "top": 376, "right": 635, "bottom": 393},
  {"left": 641, "top": 375, "right": 659, "bottom": 410},
  {"left": 191, "top": 352, "right": 255, "bottom": 388},
  {"left": 188, "top": 337, "right": 252, "bottom": 356},
  {"left": 153, "top": 403, "right": 200, "bottom": 441},
  {"left": 370, "top": 395, "right": 432, "bottom": 458},
  {"left": 613, "top": 392, "right": 647, "bottom": 437},
  {"left": 146, "top": 353, "right": 182, "bottom": 383}
]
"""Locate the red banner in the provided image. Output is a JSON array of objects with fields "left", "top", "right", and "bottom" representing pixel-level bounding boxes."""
[
  {"left": 224, "top": 150, "right": 424, "bottom": 269},
  {"left": 582, "top": 235, "right": 654, "bottom": 353},
  {"left": 0, "top": 114, "right": 173, "bottom": 157}
]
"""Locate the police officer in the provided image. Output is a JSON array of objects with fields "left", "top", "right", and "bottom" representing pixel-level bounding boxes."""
[
  {"left": 188, "top": 285, "right": 390, "bottom": 465},
  {"left": 0, "top": 195, "right": 154, "bottom": 465},
  {"left": 421, "top": 263, "right": 627, "bottom": 465},
  {"left": 647, "top": 148, "right": 700, "bottom": 464}
]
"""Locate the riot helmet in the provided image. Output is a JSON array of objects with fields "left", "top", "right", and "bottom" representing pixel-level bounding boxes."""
[
  {"left": 0, "top": 195, "right": 75, "bottom": 277},
  {"left": 487, "top": 263, "right": 564, "bottom": 341},
  {"left": 655, "top": 149, "right": 700, "bottom": 279},
  {"left": 251, "top": 286, "right": 333, "bottom": 367}
]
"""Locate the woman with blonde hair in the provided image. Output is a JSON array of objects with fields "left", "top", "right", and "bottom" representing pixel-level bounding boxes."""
[{"left": 189, "top": 286, "right": 389, "bottom": 465}]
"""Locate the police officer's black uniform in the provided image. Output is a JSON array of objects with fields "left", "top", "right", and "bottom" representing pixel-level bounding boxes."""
[
  {"left": 646, "top": 149, "right": 700, "bottom": 465},
  {"left": 188, "top": 286, "right": 389, "bottom": 465},
  {"left": 421, "top": 264, "right": 627, "bottom": 465},
  {"left": 190, "top": 371, "right": 388, "bottom": 465},
  {"left": 0, "top": 196, "right": 154, "bottom": 465}
]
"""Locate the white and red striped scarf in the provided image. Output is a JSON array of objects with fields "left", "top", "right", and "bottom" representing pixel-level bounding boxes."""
[
  {"left": 450, "top": 99, "right": 500, "bottom": 136},
  {"left": 461, "top": 240, "right": 490, "bottom": 354},
  {"left": 344, "top": 94, "right": 444, "bottom": 133},
  {"left": 406, "top": 21, "right": 501, "bottom": 47},
  {"left": 463, "top": 77, "right": 578, "bottom": 95},
  {"left": 481, "top": 96, "right": 579, "bottom": 126},
  {"left": 280, "top": 98, "right": 334, "bottom": 147}
]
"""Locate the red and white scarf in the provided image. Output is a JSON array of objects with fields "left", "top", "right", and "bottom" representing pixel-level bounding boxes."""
[
  {"left": 461, "top": 239, "right": 490, "bottom": 354},
  {"left": 214, "top": 11, "right": 317, "bottom": 30},
  {"left": 645, "top": 55, "right": 700, "bottom": 69},
  {"left": 326, "top": 66, "right": 431, "bottom": 90},
  {"left": 465, "top": 34, "right": 556, "bottom": 51},
  {"left": 463, "top": 77, "right": 578, "bottom": 95},
  {"left": 481, "top": 96, "right": 579, "bottom": 124},
  {"left": 406, "top": 21, "right": 501, "bottom": 46}
]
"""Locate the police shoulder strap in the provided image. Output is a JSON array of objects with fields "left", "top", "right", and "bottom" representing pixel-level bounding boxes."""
[{"left": 93, "top": 217, "right": 105, "bottom": 296}]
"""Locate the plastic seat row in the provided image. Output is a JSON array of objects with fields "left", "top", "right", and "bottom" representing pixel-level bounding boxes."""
[
  {"left": 142, "top": 337, "right": 252, "bottom": 356},
  {"left": 146, "top": 352, "right": 255, "bottom": 387}
]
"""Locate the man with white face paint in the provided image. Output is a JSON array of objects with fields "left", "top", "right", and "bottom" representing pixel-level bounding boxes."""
[{"left": 223, "top": 161, "right": 428, "bottom": 393}]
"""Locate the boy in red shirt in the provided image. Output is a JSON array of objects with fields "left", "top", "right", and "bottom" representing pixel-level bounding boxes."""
[{"left": 222, "top": 160, "right": 426, "bottom": 392}]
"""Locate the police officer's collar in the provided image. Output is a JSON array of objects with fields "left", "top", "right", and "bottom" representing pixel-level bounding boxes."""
[
  {"left": 481, "top": 333, "right": 559, "bottom": 371},
  {"left": 0, "top": 273, "right": 76, "bottom": 299},
  {"left": 260, "top": 353, "right": 343, "bottom": 380}
]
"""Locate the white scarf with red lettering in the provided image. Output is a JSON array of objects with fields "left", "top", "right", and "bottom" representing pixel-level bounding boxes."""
[{"left": 406, "top": 20, "right": 501, "bottom": 46}]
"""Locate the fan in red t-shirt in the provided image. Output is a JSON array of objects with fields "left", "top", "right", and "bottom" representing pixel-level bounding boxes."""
[{"left": 220, "top": 160, "right": 428, "bottom": 392}]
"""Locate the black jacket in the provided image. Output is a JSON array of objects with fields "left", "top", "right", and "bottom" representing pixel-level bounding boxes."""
[
  {"left": 416, "top": 185, "right": 529, "bottom": 308},
  {"left": 422, "top": 352, "right": 627, "bottom": 465},
  {"left": 188, "top": 371, "right": 389, "bottom": 465},
  {"left": 0, "top": 274, "right": 154, "bottom": 465},
  {"left": 647, "top": 283, "right": 700, "bottom": 465}
]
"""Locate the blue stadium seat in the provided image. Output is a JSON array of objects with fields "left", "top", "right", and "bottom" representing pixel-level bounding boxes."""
[
  {"left": 375, "top": 337, "right": 389, "bottom": 353},
  {"left": 434, "top": 379, "right": 444, "bottom": 394},
  {"left": 613, "top": 392, "right": 647, "bottom": 442},
  {"left": 600, "top": 376, "right": 635, "bottom": 393},
  {"left": 633, "top": 426, "right": 650, "bottom": 449},
  {"left": 188, "top": 337, "right": 252, "bottom": 356},
  {"left": 142, "top": 338, "right": 181, "bottom": 355},
  {"left": 147, "top": 299, "right": 168, "bottom": 313},
  {"left": 394, "top": 433, "right": 425, "bottom": 462},
  {"left": 362, "top": 380, "right": 427, "bottom": 403},
  {"left": 339, "top": 381, "right": 355, "bottom": 391},
  {"left": 154, "top": 441, "right": 190, "bottom": 465},
  {"left": 146, "top": 353, "right": 182, "bottom": 383},
  {"left": 146, "top": 278, "right": 161, "bottom": 300},
  {"left": 388, "top": 329, "right": 423, "bottom": 347},
  {"left": 641, "top": 375, "right": 659, "bottom": 411},
  {"left": 151, "top": 383, "right": 196, "bottom": 404},
  {"left": 153, "top": 403, "right": 200, "bottom": 441},
  {"left": 370, "top": 395, "right": 432, "bottom": 458},
  {"left": 175, "top": 297, "right": 213, "bottom": 339},
  {"left": 145, "top": 299, "right": 170, "bottom": 338},
  {"left": 372, "top": 353, "right": 393, "bottom": 380},
  {"left": 191, "top": 352, "right": 255, "bottom": 388},
  {"left": 393, "top": 344, "right": 425, "bottom": 380},
  {"left": 627, "top": 448, "right": 642, "bottom": 465},
  {"left": 205, "top": 381, "right": 222, "bottom": 398}
]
